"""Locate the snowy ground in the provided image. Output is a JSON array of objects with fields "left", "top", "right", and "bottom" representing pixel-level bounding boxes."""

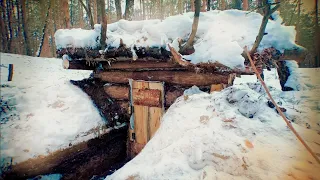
[
  {"left": 0, "top": 53, "right": 106, "bottom": 172},
  {"left": 107, "top": 68, "right": 320, "bottom": 180},
  {"left": 55, "top": 10, "right": 297, "bottom": 68}
]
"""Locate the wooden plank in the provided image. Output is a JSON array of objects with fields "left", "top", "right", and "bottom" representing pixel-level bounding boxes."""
[
  {"left": 210, "top": 84, "right": 224, "bottom": 92},
  {"left": 95, "top": 71, "right": 229, "bottom": 86},
  {"left": 103, "top": 61, "right": 182, "bottom": 70},
  {"left": 133, "top": 81, "right": 149, "bottom": 145},
  {"left": 132, "top": 88, "right": 161, "bottom": 107},
  {"left": 148, "top": 82, "right": 164, "bottom": 139}
]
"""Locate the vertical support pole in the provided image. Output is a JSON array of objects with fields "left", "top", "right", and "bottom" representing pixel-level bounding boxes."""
[{"left": 8, "top": 64, "right": 13, "bottom": 81}]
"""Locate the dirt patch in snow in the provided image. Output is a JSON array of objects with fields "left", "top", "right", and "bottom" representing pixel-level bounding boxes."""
[
  {"left": 70, "top": 77, "right": 130, "bottom": 126},
  {"left": 2, "top": 126, "right": 128, "bottom": 180}
]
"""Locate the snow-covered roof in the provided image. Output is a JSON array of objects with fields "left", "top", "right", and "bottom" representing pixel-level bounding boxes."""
[{"left": 55, "top": 10, "right": 297, "bottom": 69}]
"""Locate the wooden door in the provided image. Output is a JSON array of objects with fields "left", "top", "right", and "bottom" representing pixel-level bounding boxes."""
[{"left": 130, "top": 80, "right": 164, "bottom": 145}]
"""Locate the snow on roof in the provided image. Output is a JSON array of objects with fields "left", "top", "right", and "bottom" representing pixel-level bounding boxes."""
[
  {"left": 106, "top": 70, "right": 320, "bottom": 180},
  {"left": 54, "top": 10, "right": 297, "bottom": 69}
]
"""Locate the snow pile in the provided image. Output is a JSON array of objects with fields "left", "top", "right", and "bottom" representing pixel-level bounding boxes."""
[
  {"left": 0, "top": 53, "right": 105, "bottom": 170},
  {"left": 55, "top": 10, "right": 297, "bottom": 68},
  {"left": 283, "top": 61, "right": 320, "bottom": 91},
  {"left": 106, "top": 70, "right": 320, "bottom": 180}
]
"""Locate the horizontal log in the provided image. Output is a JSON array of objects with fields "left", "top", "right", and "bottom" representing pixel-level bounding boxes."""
[
  {"left": 102, "top": 84, "right": 184, "bottom": 107},
  {"left": 94, "top": 71, "right": 229, "bottom": 86},
  {"left": 104, "top": 85, "right": 129, "bottom": 100},
  {"left": 103, "top": 61, "right": 184, "bottom": 71},
  {"left": 132, "top": 88, "right": 162, "bottom": 107}
]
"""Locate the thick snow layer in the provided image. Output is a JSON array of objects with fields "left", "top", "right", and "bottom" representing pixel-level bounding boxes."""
[
  {"left": 0, "top": 53, "right": 105, "bottom": 170},
  {"left": 284, "top": 61, "right": 320, "bottom": 91},
  {"left": 55, "top": 10, "right": 297, "bottom": 68},
  {"left": 106, "top": 69, "right": 320, "bottom": 180}
]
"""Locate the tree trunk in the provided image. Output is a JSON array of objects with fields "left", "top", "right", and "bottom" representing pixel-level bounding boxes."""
[
  {"left": 79, "top": 0, "right": 94, "bottom": 28},
  {"left": 201, "top": 0, "right": 207, "bottom": 12},
  {"left": 220, "top": 0, "right": 226, "bottom": 10},
  {"left": 98, "top": 0, "right": 107, "bottom": 50},
  {"left": 243, "top": 0, "right": 249, "bottom": 10},
  {"left": 250, "top": 3, "right": 280, "bottom": 53},
  {"left": 115, "top": 0, "right": 122, "bottom": 20},
  {"left": 6, "top": 0, "right": 12, "bottom": 52},
  {"left": 233, "top": 0, "right": 242, "bottom": 10},
  {"left": 124, "top": 0, "right": 134, "bottom": 20},
  {"left": 315, "top": 0, "right": 319, "bottom": 67},
  {"left": 20, "top": 0, "right": 31, "bottom": 56},
  {"left": 0, "top": 0, "right": 8, "bottom": 52},
  {"left": 37, "top": 1, "right": 52, "bottom": 57},
  {"left": 191, "top": 0, "right": 195, "bottom": 11},
  {"left": 93, "top": 0, "right": 98, "bottom": 23},
  {"left": 62, "top": 0, "right": 71, "bottom": 28},
  {"left": 179, "top": 0, "right": 200, "bottom": 54}
]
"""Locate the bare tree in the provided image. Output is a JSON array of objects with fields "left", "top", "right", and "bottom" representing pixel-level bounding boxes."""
[
  {"left": 79, "top": 0, "right": 94, "bottom": 28},
  {"left": 62, "top": 0, "right": 71, "bottom": 28},
  {"left": 115, "top": 0, "right": 122, "bottom": 20},
  {"left": 250, "top": 1, "right": 280, "bottom": 53},
  {"left": 179, "top": 0, "right": 200, "bottom": 54},
  {"left": 201, "top": 0, "right": 207, "bottom": 12},
  {"left": 37, "top": 1, "right": 52, "bottom": 57},
  {"left": 315, "top": 0, "right": 319, "bottom": 67},
  {"left": 243, "top": 0, "right": 249, "bottom": 10},
  {"left": 20, "top": 0, "right": 31, "bottom": 55},
  {"left": 124, "top": 0, "right": 134, "bottom": 20},
  {"left": 0, "top": 0, "right": 8, "bottom": 52},
  {"left": 98, "top": 0, "right": 107, "bottom": 49}
]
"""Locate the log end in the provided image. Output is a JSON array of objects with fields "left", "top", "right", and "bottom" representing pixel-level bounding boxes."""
[{"left": 63, "top": 59, "right": 70, "bottom": 69}]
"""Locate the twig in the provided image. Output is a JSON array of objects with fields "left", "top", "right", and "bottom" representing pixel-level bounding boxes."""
[{"left": 244, "top": 47, "right": 320, "bottom": 164}]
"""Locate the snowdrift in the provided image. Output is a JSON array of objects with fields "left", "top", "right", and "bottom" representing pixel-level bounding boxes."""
[
  {"left": 106, "top": 70, "right": 320, "bottom": 180},
  {"left": 55, "top": 10, "right": 298, "bottom": 68},
  {"left": 0, "top": 53, "right": 105, "bottom": 170}
]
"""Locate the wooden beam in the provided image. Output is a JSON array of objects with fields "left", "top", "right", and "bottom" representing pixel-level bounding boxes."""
[
  {"left": 132, "top": 89, "right": 162, "bottom": 107},
  {"left": 104, "top": 85, "right": 129, "bottom": 100},
  {"left": 103, "top": 61, "right": 184, "bottom": 71},
  {"left": 95, "top": 71, "right": 229, "bottom": 86}
]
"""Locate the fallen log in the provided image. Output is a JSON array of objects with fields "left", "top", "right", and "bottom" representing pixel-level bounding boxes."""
[
  {"left": 2, "top": 126, "right": 128, "bottom": 180},
  {"left": 94, "top": 71, "right": 229, "bottom": 86}
]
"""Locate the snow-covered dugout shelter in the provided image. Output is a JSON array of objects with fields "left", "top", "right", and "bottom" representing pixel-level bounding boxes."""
[{"left": 55, "top": 10, "right": 307, "bottom": 156}]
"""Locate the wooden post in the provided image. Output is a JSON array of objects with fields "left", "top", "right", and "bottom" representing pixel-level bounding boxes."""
[{"left": 8, "top": 64, "right": 13, "bottom": 81}]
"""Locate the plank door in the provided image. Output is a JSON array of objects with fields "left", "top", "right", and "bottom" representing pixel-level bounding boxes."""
[{"left": 131, "top": 80, "right": 164, "bottom": 145}]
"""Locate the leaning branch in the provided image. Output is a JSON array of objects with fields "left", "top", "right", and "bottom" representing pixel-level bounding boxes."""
[
  {"left": 250, "top": 3, "right": 280, "bottom": 53},
  {"left": 245, "top": 47, "right": 320, "bottom": 165}
]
